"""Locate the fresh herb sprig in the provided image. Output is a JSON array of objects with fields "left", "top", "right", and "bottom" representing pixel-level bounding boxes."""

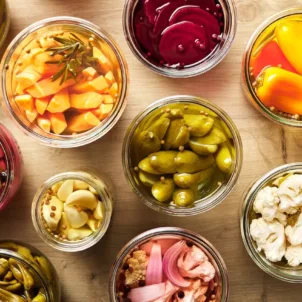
[{"left": 46, "top": 33, "right": 98, "bottom": 85}]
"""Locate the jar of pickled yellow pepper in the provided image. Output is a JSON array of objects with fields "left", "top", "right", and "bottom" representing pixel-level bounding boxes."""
[
  {"left": 242, "top": 8, "right": 302, "bottom": 127},
  {"left": 0, "top": 241, "right": 61, "bottom": 301}
]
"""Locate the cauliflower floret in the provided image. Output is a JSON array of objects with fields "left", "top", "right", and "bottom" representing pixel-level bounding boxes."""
[
  {"left": 173, "top": 280, "right": 208, "bottom": 302},
  {"left": 278, "top": 175, "right": 302, "bottom": 214},
  {"left": 285, "top": 213, "right": 302, "bottom": 246},
  {"left": 250, "top": 218, "right": 286, "bottom": 262},
  {"left": 285, "top": 245, "right": 302, "bottom": 267},
  {"left": 125, "top": 250, "right": 148, "bottom": 287},
  {"left": 253, "top": 186, "right": 286, "bottom": 225}
]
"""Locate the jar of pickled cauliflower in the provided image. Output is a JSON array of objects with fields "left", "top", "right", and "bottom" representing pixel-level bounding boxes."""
[
  {"left": 0, "top": 240, "right": 61, "bottom": 301},
  {"left": 32, "top": 170, "right": 114, "bottom": 252},
  {"left": 0, "top": 123, "right": 23, "bottom": 211}
]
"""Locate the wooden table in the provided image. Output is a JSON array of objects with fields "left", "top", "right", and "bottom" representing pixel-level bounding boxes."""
[{"left": 1, "top": 0, "right": 301, "bottom": 301}]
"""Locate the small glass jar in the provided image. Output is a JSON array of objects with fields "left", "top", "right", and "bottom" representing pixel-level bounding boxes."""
[
  {"left": 123, "top": 0, "right": 237, "bottom": 78},
  {"left": 0, "top": 240, "right": 61, "bottom": 301},
  {"left": 109, "top": 227, "right": 229, "bottom": 301},
  {"left": 32, "top": 170, "right": 114, "bottom": 252},
  {"left": 123, "top": 95, "right": 243, "bottom": 216},
  {"left": 0, "top": 16, "right": 129, "bottom": 148},
  {"left": 242, "top": 8, "right": 302, "bottom": 127},
  {"left": 241, "top": 163, "right": 302, "bottom": 283},
  {"left": 0, "top": 123, "right": 23, "bottom": 211},
  {"left": 0, "top": 0, "right": 10, "bottom": 49}
]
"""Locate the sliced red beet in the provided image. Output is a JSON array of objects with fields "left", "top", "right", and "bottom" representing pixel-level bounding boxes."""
[
  {"left": 135, "top": 23, "right": 159, "bottom": 57},
  {"left": 250, "top": 40, "right": 297, "bottom": 77},
  {"left": 169, "top": 6, "right": 220, "bottom": 49},
  {"left": 0, "top": 159, "right": 6, "bottom": 171},
  {"left": 186, "top": 0, "right": 219, "bottom": 13},
  {"left": 159, "top": 21, "right": 209, "bottom": 65},
  {"left": 144, "top": 0, "right": 170, "bottom": 24}
]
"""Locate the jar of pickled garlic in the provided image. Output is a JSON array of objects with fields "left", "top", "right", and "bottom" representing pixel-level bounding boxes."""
[
  {"left": 1, "top": 16, "right": 128, "bottom": 147},
  {"left": 0, "top": 123, "right": 23, "bottom": 211},
  {"left": 242, "top": 8, "right": 302, "bottom": 127},
  {"left": 0, "top": 240, "right": 61, "bottom": 301},
  {"left": 32, "top": 170, "right": 114, "bottom": 252}
]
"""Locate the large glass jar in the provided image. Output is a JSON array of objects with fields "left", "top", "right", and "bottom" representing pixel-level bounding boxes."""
[
  {"left": 0, "top": 123, "right": 23, "bottom": 211},
  {"left": 32, "top": 170, "right": 114, "bottom": 252},
  {"left": 1, "top": 16, "right": 128, "bottom": 148},
  {"left": 0, "top": 240, "right": 61, "bottom": 301}
]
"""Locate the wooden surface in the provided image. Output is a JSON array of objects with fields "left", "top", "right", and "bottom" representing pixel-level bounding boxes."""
[{"left": 1, "top": 0, "right": 302, "bottom": 301}]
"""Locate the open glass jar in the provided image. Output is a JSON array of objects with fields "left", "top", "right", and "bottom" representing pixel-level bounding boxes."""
[
  {"left": 1, "top": 16, "right": 128, "bottom": 148},
  {"left": 109, "top": 227, "right": 229, "bottom": 302},
  {"left": 0, "top": 123, "right": 23, "bottom": 212},
  {"left": 0, "top": 0, "right": 10, "bottom": 49},
  {"left": 123, "top": 0, "right": 237, "bottom": 77},
  {"left": 123, "top": 95, "right": 243, "bottom": 216},
  {"left": 0, "top": 240, "right": 61, "bottom": 301},
  {"left": 241, "top": 163, "right": 302, "bottom": 283},
  {"left": 242, "top": 8, "right": 302, "bottom": 127},
  {"left": 32, "top": 170, "right": 114, "bottom": 252}
]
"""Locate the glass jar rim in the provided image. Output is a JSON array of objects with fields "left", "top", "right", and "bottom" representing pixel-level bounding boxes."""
[
  {"left": 1, "top": 16, "right": 129, "bottom": 148},
  {"left": 122, "top": 95, "right": 243, "bottom": 216},
  {"left": 123, "top": 0, "right": 237, "bottom": 78},
  {"left": 242, "top": 8, "right": 302, "bottom": 127},
  {"left": 240, "top": 163, "right": 302, "bottom": 283},
  {"left": 31, "top": 170, "right": 113, "bottom": 252},
  {"left": 108, "top": 227, "right": 229, "bottom": 302}
]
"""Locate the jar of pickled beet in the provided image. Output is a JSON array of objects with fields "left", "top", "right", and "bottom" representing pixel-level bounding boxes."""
[
  {"left": 242, "top": 9, "right": 302, "bottom": 127},
  {"left": 0, "top": 0, "right": 10, "bottom": 49},
  {"left": 32, "top": 170, "right": 114, "bottom": 252},
  {"left": 0, "top": 240, "right": 61, "bottom": 301},
  {"left": 1, "top": 16, "right": 128, "bottom": 148},
  {"left": 241, "top": 163, "right": 302, "bottom": 283},
  {"left": 123, "top": 95, "right": 243, "bottom": 216},
  {"left": 109, "top": 227, "right": 229, "bottom": 301},
  {"left": 123, "top": 0, "right": 237, "bottom": 77},
  {"left": 0, "top": 123, "right": 23, "bottom": 211}
]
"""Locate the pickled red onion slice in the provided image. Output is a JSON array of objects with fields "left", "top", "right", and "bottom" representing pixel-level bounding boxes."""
[
  {"left": 128, "top": 283, "right": 166, "bottom": 302},
  {"left": 140, "top": 239, "right": 178, "bottom": 256},
  {"left": 163, "top": 240, "right": 190, "bottom": 287},
  {"left": 146, "top": 242, "right": 163, "bottom": 285}
]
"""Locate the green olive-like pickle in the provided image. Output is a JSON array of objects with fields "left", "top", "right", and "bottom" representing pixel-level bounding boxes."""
[
  {"left": 131, "top": 103, "right": 235, "bottom": 208},
  {"left": 0, "top": 242, "right": 55, "bottom": 301}
]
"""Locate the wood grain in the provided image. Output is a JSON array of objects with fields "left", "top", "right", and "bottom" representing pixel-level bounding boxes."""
[{"left": 1, "top": 0, "right": 302, "bottom": 301}]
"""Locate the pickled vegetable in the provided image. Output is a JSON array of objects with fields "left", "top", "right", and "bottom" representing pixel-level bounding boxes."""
[{"left": 131, "top": 102, "right": 236, "bottom": 208}]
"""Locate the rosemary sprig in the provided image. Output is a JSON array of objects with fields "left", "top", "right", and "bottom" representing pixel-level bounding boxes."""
[{"left": 46, "top": 33, "right": 98, "bottom": 85}]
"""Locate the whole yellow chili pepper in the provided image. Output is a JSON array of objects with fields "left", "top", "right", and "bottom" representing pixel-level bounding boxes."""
[{"left": 257, "top": 67, "right": 302, "bottom": 115}]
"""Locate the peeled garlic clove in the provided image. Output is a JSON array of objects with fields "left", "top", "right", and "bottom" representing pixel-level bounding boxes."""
[
  {"left": 58, "top": 212, "right": 71, "bottom": 236},
  {"left": 89, "top": 185, "right": 98, "bottom": 195},
  {"left": 64, "top": 204, "right": 88, "bottom": 228},
  {"left": 93, "top": 201, "right": 104, "bottom": 220},
  {"left": 74, "top": 180, "right": 89, "bottom": 190},
  {"left": 57, "top": 180, "right": 74, "bottom": 201},
  {"left": 42, "top": 196, "right": 63, "bottom": 231},
  {"left": 51, "top": 181, "right": 63, "bottom": 194},
  {"left": 87, "top": 217, "right": 100, "bottom": 232},
  {"left": 66, "top": 190, "right": 98, "bottom": 210},
  {"left": 67, "top": 227, "right": 93, "bottom": 241}
]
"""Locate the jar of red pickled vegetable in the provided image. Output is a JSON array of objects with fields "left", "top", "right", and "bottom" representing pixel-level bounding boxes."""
[
  {"left": 0, "top": 123, "right": 23, "bottom": 211},
  {"left": 109, "top": 227, "right": 229, "bottom": 301},
  {"left": 123, "top": 0, "right": 237, "bottom": 77},
  {"left": 242, "top": 8, "right": 302, "bottom": 127},
  {"left": 1, "top": 16, "right": 128, "bottom": 148}
]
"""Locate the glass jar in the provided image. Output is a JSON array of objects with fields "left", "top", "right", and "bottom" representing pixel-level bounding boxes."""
[
  {"left": 123, "top": 95, "right": 243, "bottom": 216},
  {"left": 0, "top": 0, "right": 10, "bottom": 49},
  {"left": 242, "top": 8, "right": 302, "bottom": 127},
  {"left": 32, "top": 170, "right": 114, "bottom": 252},
  {"left": 0, "top": 240, "right": 61, "bottom": 301},
  {"left": 123, "top": 0, "right": 237, "bottom": 78},
  {"left": 109, "top": 227, "right": 229, "bottom": 301},
  {"left": 0, "top": 16, "right": 129, "bottom": 148},
  {"left": 0, "top": 123, "right": 23, "bottom": 211},
  {"left": 241, "top": 163, "right": 302, "bottom": 283}
]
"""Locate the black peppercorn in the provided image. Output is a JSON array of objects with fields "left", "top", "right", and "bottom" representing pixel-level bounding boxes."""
[
  {"left": 186, "top": 241, "right": 193, "bottom": 247},
  {"left": 122, "top": 263, "right": 129, "bottom": 270},
  {"left": 0, "top": 171, "right": 7, "bottom": 183},
  {"left": 138, "top": 280, "right": 146, "bottom": 287},
  {"left": 178, "top": 291, "right": 185, "bottom": 298}
]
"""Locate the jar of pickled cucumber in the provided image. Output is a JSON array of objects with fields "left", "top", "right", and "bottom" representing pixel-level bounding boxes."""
[
  {"left": 123, "top": 95, "right": 243, "bottom": 216},
  {"left": 0, "top": 123, "right": 23, "bottom": 212},
  {"left": 0, "top": 0, "right": 10, "bottom": 49},
  {"left": 0, "top": 241, "right": 61, "bottom": 301},
  {"left": 32, "top": 170, "right": 114, "bottom": 252}
]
